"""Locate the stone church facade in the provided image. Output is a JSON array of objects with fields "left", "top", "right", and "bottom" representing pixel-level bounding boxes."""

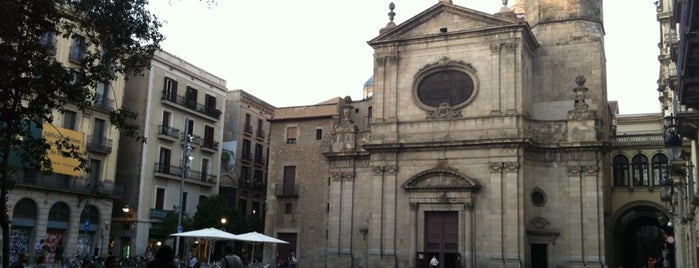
[{"left": 264, "top": 0, "right": 616, "bottom": 267}]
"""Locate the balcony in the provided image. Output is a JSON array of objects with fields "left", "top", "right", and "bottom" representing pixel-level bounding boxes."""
[
  {"left": 153, "top": 163, "right": 216, "bottom": 186},
  {"left": 201, "top": 139, "right": 219, "bottom": 153},
  {"left": 611, "top": 134, "right": 663, "bottom": 147},
  {"left": 274, "top": 183, "right": 299, "bottom": 197},
  {"left": 86, "top": 135, "right": 113, "bottom": 154},
  {"left": 181, "top": 133, "right": 202, "bottom": 147},
  {"left": 160, "top": 93, "right": 221, "bottom": 120},
  {"left": 244, "top": 124, "right": 253, "bottom": 134},
  {"left": 93, "top": 94, "right": 114, "bottom": 111},
  {"left": 240, "top": 180, "right": 267, "bottom": 192},
  {"left": 254, "top": 155, "right": 266, "bottom": 165},
  {"left": 17, "top": 169, "right": 123, "bottom": 196},
  {"left": 157, "top": 125, "right": 180, "bottom": 141},
  {"left": 256, "top": 129, "right": 266, "bottom": 140}
]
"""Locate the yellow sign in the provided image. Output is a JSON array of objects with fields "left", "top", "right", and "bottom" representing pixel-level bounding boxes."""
[{"left": 43, "top": 124, "right": 84, "bottom": 176}]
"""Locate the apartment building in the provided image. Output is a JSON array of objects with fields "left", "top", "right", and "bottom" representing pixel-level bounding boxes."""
[
  {"left": 220, "top": 90, "right": 274, "bottom": 228},
  {"left": 112, "top": 50, "right": 227, "bottom": 257},
  {"left": 8, "top": 30, "right": 125, "bottom": 262}
]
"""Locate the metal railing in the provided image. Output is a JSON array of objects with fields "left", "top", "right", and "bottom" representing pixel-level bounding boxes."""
[
  {"left": 86, "top": 135, "right": 113, "bottom": 154},
  {"left": 16, "top": 170, "right": 122, "bottom": 196}
]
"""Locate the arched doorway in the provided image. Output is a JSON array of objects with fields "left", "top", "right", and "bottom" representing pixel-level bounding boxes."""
[
  {"left": 614, "top": 203, "right": 672, "bottom": 268},
  {"left": 11, "top": 198, "right": 38, "bottom": 263},
  {"left": 79, "top": 205, "right": 100, "bottom": 257},
  {"left": 47, "top": 202, "right": 70, "bottom": 263}
]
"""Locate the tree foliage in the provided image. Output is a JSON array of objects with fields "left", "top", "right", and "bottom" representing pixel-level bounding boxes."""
[
  {"left": 0, "top": 0, "right": 162, "bottom": 267},
  {"left": 191, "top": 195, "right": 246, "bottom": 234}
]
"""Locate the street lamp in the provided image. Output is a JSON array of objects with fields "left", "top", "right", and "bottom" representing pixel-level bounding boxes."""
[
  {"left": 175, "top": 115, "right": 194, "bottom": 256},
  {"left": 220, "top": 217, "right": 227, "bottom": 231},
  {"left": 122, "top": 204, "right": 130, "bottom": 213}
]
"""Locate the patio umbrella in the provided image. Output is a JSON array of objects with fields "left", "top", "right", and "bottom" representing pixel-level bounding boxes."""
[
  {"left": 233, "top": 232, "right": 288, "bottom": 263},
  {"left": 170, "top": 228, "right": 238, "bottom": 263}
]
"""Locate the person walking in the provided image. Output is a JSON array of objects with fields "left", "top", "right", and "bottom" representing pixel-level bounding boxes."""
[
  {"left": 11, "top": 252, "right": 29, "bottom": 268},
  {"left": 429, "top": 255, "right": 439, "bottom": 268},
  {"left": 53, "top": 241, "right": 64, "bottom": 268},
  {"left": 147, "top": 246, "right": 177, "bottom": 268},
  {"left": 219, "top": 246, "right": 243, "bottom": 268}
]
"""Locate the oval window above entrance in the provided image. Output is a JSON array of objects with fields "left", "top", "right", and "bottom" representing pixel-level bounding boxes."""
[{"left": 416, "top": 70, "right": 475, "bottom": 108}]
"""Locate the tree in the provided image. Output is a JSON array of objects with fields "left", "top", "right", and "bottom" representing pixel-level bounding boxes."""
[
  {"left": 191, "top": 195, "right": 244, "bottom": 233},
  {"left": 0, "top": 1, "right": 162, "bottom": 267}
]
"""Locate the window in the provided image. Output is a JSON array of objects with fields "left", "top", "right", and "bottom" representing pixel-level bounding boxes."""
[
  {"left": 155, "top": 188, "right": 165, "bottom": 210},
  {"left": 88, "top": 159, "right": 101, "bottom": 185},
  {"left": 39, "top": 31, "right": 57, "bottom": 54},
  {"left": 416, "top": 70, "right": 475, "bottom": 108},
  {"left": 242, "top": 139, "right": 251, "bottom": 160},
  {"left": 69, "top": 35, "right": 86, "bottom": 62},
  {"left": 283, "top": 166, "right": 296, "bottom": 196},
  {"left": 63, "top": 110, "right": 77, "bottom": 130},
  {"left": 254, "top": 143, "right": 264, "bottom": 163},
  {"left": 185, "top": 86, "right": 198, "bottom": 109},
  {"left": 632, "top": 154, "right": 649, "bottom": 186},
  {"left": 163, "top": 77, "right": 178, "bottom": 101},
  {"left": 204, "top": 125, "right": 214, "bottom": 148},
  {"left": 95, "top": 81, "right": 110, "bottom": 109},
  {"left": 613, "top": 155, "right": 629, "bottom": 187},
  {"left": 93, "top": 118, "right": 106, "bottom": 142},
  {"left": 244, "top": 114, "right": 252, "bottom": 133},
  {"left": 254, "top": 169, "right": 264, "bottom": 183},
  {"left": 162, "top": 111, "right": 171, "bottom": 128},
  {"left": 186, "top": 119, "right": 194, "bottom": 137},
  {"left": 286, "top": 127, "right": 297, "bottom": 144},
  {"left": 239, "top": 199, "right": 247, "bottom": 215},
  {"left": 205, "top": 95, "right": 217, "bottom": 114},
  {"left": 651, "top": 153, "right": 668, "bottom": 186},
  {"left": 285, "top": 203, "right": 292, "bottom": 214},
  {"left": 201, "top": 158, "right": 210, "bottom": 182},
  {"left": 316, "top": 128, "right": 323, "bottom": 140},
  {"left": 241, "top": 166, "right": 251, "bottom": 182},
  {"left": 158, "top": 147, "right": 171, "bottom": 173}
]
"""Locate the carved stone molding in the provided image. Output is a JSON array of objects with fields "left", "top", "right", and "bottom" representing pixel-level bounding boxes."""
[
  {"left": 331, "top": 171, "right": 355, "bottom": 181},
  {"left": 504, "top": 42, "right": 517, "bottom": 52},
  {"left": 425, "top": 102, "right": 463, "bottom": 119},
  {"left": 567, "top": 165, "right": 598, "bottom": 176},
  {"left": 376, "top": 57, "right": 386, "bottom": 67},
  {"left": 414, "top": 56, "right": 477, "bottom": 78},
  {"left": 373, "top": 165, "right": 398, "bottom": 175},
  {"left": 526, "top": 121, "right": 567, "bottom": 144},
  {"left": 504, "top": 162, "right": 519, "bottom": 172},
  {"left": 489, "top": 162, "right": 503, "bottom": 172},
  {"left": 490, "top": 42, "right": 501, "bottom": 53}
]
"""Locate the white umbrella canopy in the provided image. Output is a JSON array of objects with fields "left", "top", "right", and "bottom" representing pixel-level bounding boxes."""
[
  {"left": 233, "top": 232, "right": 288, "bottom": 264},
  {"left": 170, "top": 227, "right": 239, "bottom": 240},
  {"left": 233, "top": 231, "right": 288, "bottom": 244}
]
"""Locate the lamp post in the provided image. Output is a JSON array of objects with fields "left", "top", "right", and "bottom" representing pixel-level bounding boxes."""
[{"left": 175, "top": 115, "right": 193, "bottom": 256}]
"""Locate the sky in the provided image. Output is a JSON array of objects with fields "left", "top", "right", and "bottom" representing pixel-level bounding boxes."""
[{"left": 148, "top": 0, "right": 660, "bottom": 115}]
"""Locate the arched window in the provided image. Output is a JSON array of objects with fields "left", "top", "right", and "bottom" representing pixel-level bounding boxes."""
[
  {"left": 632, "top": 154, "right": 649, "bottom": 186},
  {"left": 613, "top": 155, "right": 629, "bottom": 187},
  {"left": 651, "top": 154, "right": 669, "bottom": 186}
]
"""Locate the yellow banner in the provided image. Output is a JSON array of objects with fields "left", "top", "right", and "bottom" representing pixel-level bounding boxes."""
[{"left": 43, "top": 124, "right": 84, "bottom": 176}]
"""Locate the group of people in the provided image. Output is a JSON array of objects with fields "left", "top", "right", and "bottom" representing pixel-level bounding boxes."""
[
  {"left": 145, "top": 244, "right": 245, "bottom": 268},
  {"left": 275, "top": 250, "right": 297, "bottom": 268},
  {"left": 10, "top": 239, "right": 64, "bottom": 268}
]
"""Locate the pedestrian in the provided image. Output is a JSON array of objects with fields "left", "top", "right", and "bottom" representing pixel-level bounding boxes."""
[
  {"left": 219, "top": 245, "right": 243, "bottom": 268},
  {"left": 11, "top": 252, "right": 29, "bottom": 268},
  {"left": 53, "top": 241, "right": 64, "bottom": 268},
  {"left": 188, "top": 254, "right": 200, "bottom": 268},
  {"left": 287, "top": 250, "right": 297, "bottom": 268},
  {"left": 147, "top": 245, "right": 177, "bottom": 268},
  {"left": 105, "top": 256, "right": 119, "bottom": 268},
  {"left": 430, "top": 255, "right": 438, "bottom": 268},
  {"left": 35, "top": 255, "right": 48, "bottom": 268}
]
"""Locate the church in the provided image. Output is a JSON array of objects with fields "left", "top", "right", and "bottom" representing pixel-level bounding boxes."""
[{"left": 264, "top": 0, "right": 632, "bottom": 267}]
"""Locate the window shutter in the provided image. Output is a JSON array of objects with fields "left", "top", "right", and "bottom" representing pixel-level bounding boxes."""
[{"left": 286, "top": 127, "right": 298, "bottom": 139}]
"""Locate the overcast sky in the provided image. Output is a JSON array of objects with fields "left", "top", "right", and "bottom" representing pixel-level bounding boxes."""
[{"left": 148, "top": 0, "right": 660, "bottom": 115}]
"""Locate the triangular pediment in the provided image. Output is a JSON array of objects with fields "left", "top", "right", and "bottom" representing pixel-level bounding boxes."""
[{"left": 370, "top": 3, "right": 519, "bottom": 44}]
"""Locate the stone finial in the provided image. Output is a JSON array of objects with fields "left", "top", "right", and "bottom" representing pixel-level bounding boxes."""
[
  {"left": 567, "top": 75, "right": 596, "bottom": 120},
  {"left": 495, "top": 0, "right": 517, "bottom": 21},
  {"left": 380, "top": 2, "right": 397, "bottom": 34},
  {"left": 439, "top": 0, "right": 453, "bottom": 4},
  {"left": 388, "top": 2, "right": 395, "bottom": 23}
]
